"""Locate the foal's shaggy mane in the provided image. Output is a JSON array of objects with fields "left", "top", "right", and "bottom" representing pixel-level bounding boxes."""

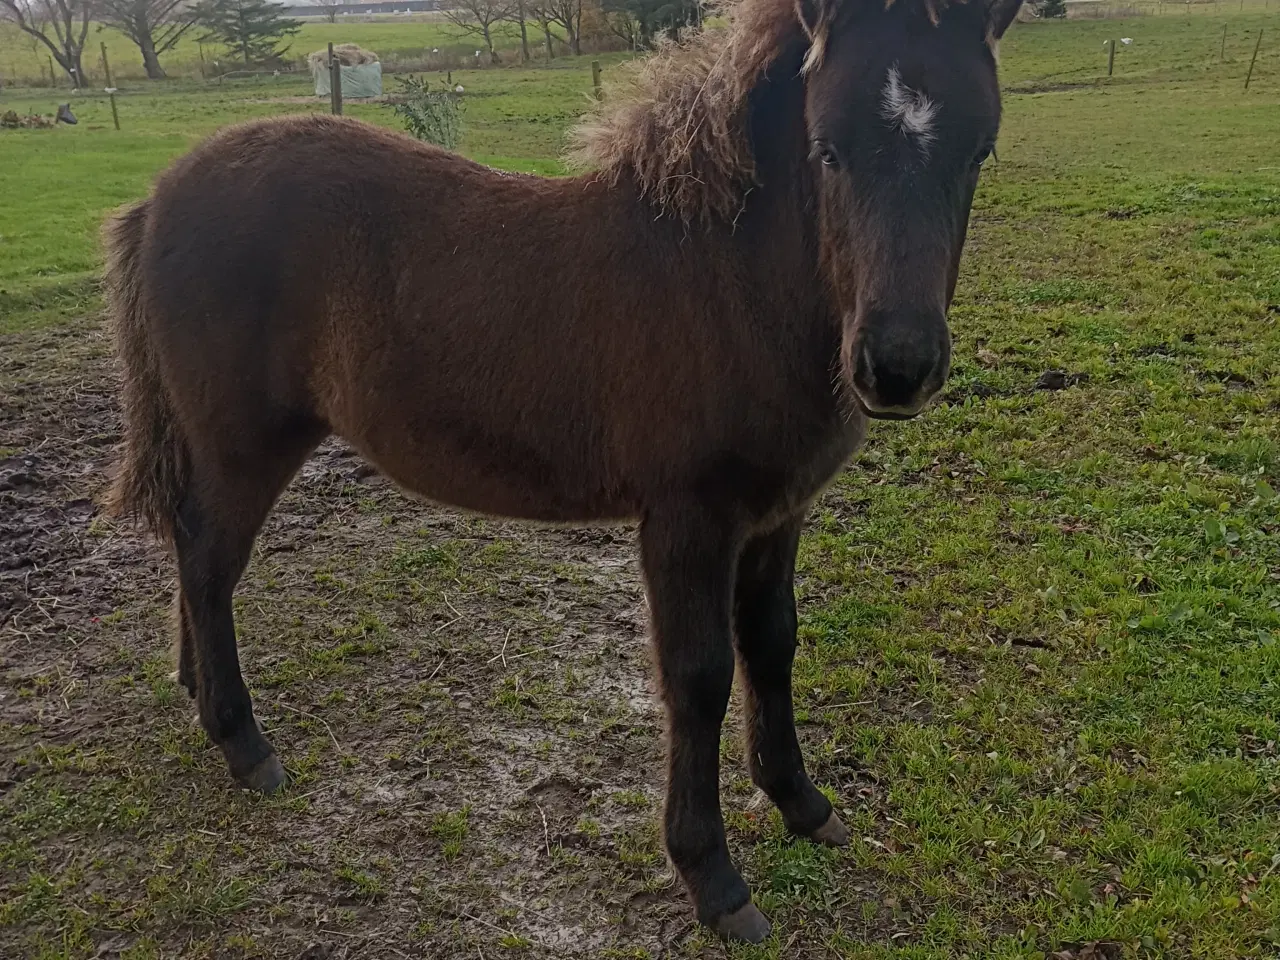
[
  {"left": 568, "top": 0, "right": 966, "bottom": 224},
  {"left": 567, "top": 0, "right": 804, "bottom": 224}
]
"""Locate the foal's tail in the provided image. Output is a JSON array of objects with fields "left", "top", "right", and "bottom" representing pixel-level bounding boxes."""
[{"left": 103, "top": 201, "right": 188, "bottom": 547}]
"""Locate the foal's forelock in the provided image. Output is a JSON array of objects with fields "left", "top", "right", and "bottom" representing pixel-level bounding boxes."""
[{"left": 799, "top": 0, "right": 957, "bottom": 75}]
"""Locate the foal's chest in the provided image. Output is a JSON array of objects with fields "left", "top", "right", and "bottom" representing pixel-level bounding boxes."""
[{"left": 752, "top": 411, "right": 868, "bottom": 532}]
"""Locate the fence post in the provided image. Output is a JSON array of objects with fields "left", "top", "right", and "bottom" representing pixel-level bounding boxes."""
[
  {"left": 1244, "top": 27, "right": 1263, "bottom": 88},
  {"left": 591, "top": 59, "right": 601, "bottom": 100},
  {"left": 1107, "top": 38, "right": 1116, "bottom": 76},
  {"left": 329, "top": 42, "right": 343, "bottom": 116},
  {"left": 101, "top": 42, "right": 120, "bottom": 131},
  {"left": 1221, "top": 22, "right": 1228, "bottom": 61}
]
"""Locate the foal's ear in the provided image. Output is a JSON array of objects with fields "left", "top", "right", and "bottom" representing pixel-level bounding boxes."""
[
  {"left": 984, "top": 0, "right": 1024, "bottom": 41},
  {"left": 795, "top": 0, "right": 839, "bottom": 72}
]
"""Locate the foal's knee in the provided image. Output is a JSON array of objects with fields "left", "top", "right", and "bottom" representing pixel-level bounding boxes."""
[
  {"left": 737, "top": 585, "right": 796, "bottom": 646},
  {"left": 660, "top": 657, "right": 734, "bottom": 719}
]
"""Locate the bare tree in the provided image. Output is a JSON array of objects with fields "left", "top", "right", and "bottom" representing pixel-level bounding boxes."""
[
  {"left": 97, "top": 0, "right": 200, "bottom": 79},
  {"left": 0, "top": 0, "right": 92, "bottom": 85},
  {"left": 542, "top": 0, "right": 582, "bottom": 55},
  {"left": 442, "top": 0, "right": 513, "bottom": 64},
  {"left": 529, "top": 1, "right": 560, "bottom": 59},
  {"left": 603, "top": 5, "right": 640, "bottom": 50},
  {"left": 501, "top": 0, "right": 531, "bottom": 63},
  {"left": 315, "top": 0, "right": 341, "bottom": 23}
]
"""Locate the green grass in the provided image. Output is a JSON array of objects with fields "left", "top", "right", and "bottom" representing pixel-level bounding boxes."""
[
  {"left": 3, "top": 6, "right": 1280, "bottom": 959},
  {"left": 0, "top": 56, "right": 619, "bottom": 335}
]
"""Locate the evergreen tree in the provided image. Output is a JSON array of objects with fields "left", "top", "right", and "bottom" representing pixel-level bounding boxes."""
[
  {"left": 196, "top": 0, "right": 300, "bottom": 66},
  {"left": 98, "top": 0, "right": 201, "bottom": 80}
]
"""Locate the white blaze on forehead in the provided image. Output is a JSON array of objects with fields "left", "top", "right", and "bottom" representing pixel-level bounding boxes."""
[{"left": 881, "top": 64, "right": 939, "bottom": 149}]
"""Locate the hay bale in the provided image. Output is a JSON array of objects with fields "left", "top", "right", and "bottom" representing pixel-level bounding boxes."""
[{"left": 307, "top": 44, "right": 379, "bottom": 70}]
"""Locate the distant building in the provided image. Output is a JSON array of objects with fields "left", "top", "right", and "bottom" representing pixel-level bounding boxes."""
[{"left": 290, "top": 1, "right": 442, "bottom": 14}]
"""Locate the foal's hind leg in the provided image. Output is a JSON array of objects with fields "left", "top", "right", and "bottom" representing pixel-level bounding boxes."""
[
  {"left": 174, "top": 432, "right": 321, "bottom": 791},
  {"left": 173, "top": 591, "right": 196, "bottom": 698},
  {"left": 640, "top": 504, "right": 770, "bottom": 944},
  {"left": 734, "top": 519, "right": 848, "bottom": 846}
]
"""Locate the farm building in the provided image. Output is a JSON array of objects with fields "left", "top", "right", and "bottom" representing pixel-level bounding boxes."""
[{"left": 287, "top": 0, "right": 441, "bottom": 14}]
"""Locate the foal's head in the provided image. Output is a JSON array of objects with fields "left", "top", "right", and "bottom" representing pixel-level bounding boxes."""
[{"left": 798, "top": 0, "right": 1021, "bottom": 418}]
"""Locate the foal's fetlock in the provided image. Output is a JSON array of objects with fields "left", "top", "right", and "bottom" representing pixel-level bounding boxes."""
[
  {"left": 168, "top": 667, "right": 197, "bottom": 699},
  {"left": 768, "top": 779, "right": 841, "bottom": 843},
  {"left": 783, "top": 794, "right": 845, "bottom": 841}
]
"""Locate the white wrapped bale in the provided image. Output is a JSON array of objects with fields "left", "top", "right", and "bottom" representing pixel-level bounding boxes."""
[{"left": 310, "top": 46, "right": 383, "bottom": 99}]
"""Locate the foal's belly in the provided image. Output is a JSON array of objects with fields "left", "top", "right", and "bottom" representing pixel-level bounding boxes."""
[
  {"left": 325, "top": 369, "right": 866, "bottom": 528},
  {"left": 339, "top": 420, "right": 637, "bottom": 525},
  {"left": 383, "top": 459, "right": 636, "bottom": 525}
]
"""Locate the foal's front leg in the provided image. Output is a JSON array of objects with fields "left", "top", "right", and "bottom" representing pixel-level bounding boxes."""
[
  {"left": 640, "top": 505, "right": 770, "bottom": 943},
  {"left": 735, "top": 519, "right": 849, "bottom": 845}
]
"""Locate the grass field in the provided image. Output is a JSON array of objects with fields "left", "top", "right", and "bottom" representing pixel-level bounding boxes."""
[
  {"left": 0, "top": 54, "right": 628, "bottom": 335},
  {"left": 3, "top": 6, "right": 1280, "bottom": 960},
  {"left": 0, "top": 16, "right": 553, "bottom": 85}
]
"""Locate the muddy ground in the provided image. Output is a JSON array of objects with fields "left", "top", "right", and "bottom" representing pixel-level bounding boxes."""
[{"left": 1, "top": 318, "right": 861, "bottom": 959}]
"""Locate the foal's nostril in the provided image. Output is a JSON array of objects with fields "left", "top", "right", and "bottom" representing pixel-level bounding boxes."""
[
  {"left": 853, "top": 340, "right": 879, "bottom": 396},
  {"left": 851, "top": 310, "right": 951, "bottom": 417}
]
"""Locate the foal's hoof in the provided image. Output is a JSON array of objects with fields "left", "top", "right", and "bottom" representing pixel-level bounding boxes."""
[
  {"left": 713, "top": 903, "right": 771, "bottom": 943},
  {"left": 237, "top": 753, "right": 287, "bottom": 793},
  {"left": 809, "top": 811, "right": 850, "bottom": 847}
]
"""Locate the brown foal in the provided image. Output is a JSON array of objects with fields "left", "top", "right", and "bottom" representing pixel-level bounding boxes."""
[{"left": 105, "top": 0, "right": 1021, "bottom": 941}]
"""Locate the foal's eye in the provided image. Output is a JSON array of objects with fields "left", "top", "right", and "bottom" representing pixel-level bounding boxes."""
[
  {"left": 811, "top": 140, "right": 839, "bottom": 167},
  {"left": 973, "top": 143, "right": 995, "bottom": 167}
]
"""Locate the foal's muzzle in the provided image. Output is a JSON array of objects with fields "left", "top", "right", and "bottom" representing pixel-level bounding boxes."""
[{"left": 850, "top": 309, "right": 952, "bottom": 419}]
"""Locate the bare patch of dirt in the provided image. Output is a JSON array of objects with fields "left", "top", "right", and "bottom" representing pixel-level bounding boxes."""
[{"left": 1, "top": 319, "right": 707, "bottom": 957}]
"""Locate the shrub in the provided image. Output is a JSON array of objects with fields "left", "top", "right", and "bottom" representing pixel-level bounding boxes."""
[{"left": 390, "top": 75, "right": 464, "bottom": 151}]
